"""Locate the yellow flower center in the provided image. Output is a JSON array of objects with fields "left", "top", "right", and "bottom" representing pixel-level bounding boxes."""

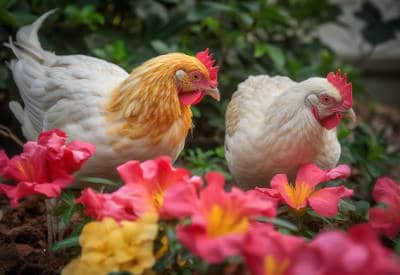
[
  {"left": 284, "top": 182, "right": 314, "bottom": 209},
  {"left": 16, "top": 160, "right": 35, "bottom": 181},
  {"left": 152, "top": 191, "right": 164, "bottom": 210},
  {"left": 151, "top": 183, "right": 166, "bottom": 211},
  {"left": 206, "top": 204, "right": 249, "bottom": 238},
  {"left": 264, "top": 255, "right": 290, "bottom": 275}
]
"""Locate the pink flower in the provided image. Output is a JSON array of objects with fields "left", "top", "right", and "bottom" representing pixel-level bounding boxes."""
[
  {"left": 244, "top": 224, "right": 400, "bottom": 275},
  {"left": 168, "top": 172, "right": 277, "bottom": 263},
  {"left": 0, "top": 129, "right": 95, "bottom": 206},
  {"left": 261, "top": 163, "right": 353, "bottom": 217},
  {"left": 369, "top": 177, "right": 400, "bottom": 238},
  {"left": 77, "top": 156, "right": 202, "bottom": 221},
  {"left": 308, "top": 224, "right": 400, "bottom": 275},
  {"left": 244, "top": 224, "right": 309, "bottom": 275},
  {"left": 76, "top": 186, "right": 138, "bottom": 222},
  {"left": 37, "top": 129, "right": 95, "bottom": 174}
]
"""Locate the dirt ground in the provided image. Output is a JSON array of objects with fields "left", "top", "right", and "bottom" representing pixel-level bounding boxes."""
[{"left": 0, "top": 197, "right": 71, "bottom": 275}]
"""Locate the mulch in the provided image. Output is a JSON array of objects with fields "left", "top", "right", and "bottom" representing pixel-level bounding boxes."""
[{"left": 0, "top": 197, "right": 70, "bottom": 275}]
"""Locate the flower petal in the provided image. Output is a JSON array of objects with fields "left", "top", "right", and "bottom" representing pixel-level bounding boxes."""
[
  {"left": 63, "top": 141, "right": 96, "bottom": 173},
  {"left": 372, "top": 177, "right": 400, "bottom": 207},
  {"left": 308, "top": 186, "right": 353, "bottom": 217},
  {"left": 33, "top": 183, "right": 63, "bottom": 197},
  {"left": 177, "top": 223, "right": 245, "bottom": 263},
  {"left": 295, "top": 163, "right": 327, "bottom": 188},
  {"left": 160, "top": 180, "right": 200, "bottom": 219},
  {"left": 156, "top": 156, "right": 189, "bottom": 189},
  {"left": 325, "top": 164, "right": 351, "bottom": 181},
  {"left": 116, "top": 160, "right": 143, "bottom": 184},
  {"left": 37, "top": 129, "right": 67, "bottom": 153},
  {"left": 200, "top": 172, "right": 226, "bottom": 206},
  {"left": 271, "top": 174, "right": 304, "bottom": 209},
  {"left": 0, "top": 182, "right": 35, "bottom": 207},
  {"left": 369, "top": 207, "right": 400, "bottom": 238}
]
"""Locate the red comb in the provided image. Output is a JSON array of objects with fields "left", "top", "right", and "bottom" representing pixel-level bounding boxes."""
[
  {"left": 196, "top": 48, "right": 219, "bottom": 82},
  {"left": 326, "top": 69, "right": 352, "bottom": 108}
]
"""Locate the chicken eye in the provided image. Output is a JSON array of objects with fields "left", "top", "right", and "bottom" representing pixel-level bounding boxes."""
[
  {"left": 320, "top": 95, "right": 333, "bottom": 105},
  {"left": 192, "top": 73, "right": 200, "bottom": 80}
]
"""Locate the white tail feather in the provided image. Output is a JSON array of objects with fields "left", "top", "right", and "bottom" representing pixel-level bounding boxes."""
[
  {"left": 4, "top": 9, "right": 56, "bottom": 62},
  {"left": 9, "top": 101, "right": 25, "bottom": 124}
]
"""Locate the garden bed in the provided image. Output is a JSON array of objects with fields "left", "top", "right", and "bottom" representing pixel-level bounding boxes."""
[{"left": 0, "top": 102, "right": 398, "bottom": 275}]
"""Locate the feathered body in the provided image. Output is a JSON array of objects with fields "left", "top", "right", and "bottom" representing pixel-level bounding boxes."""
[
  {"left": 225, "top": 73, "right": 355, "bottom": 189},
  {"left": 6, "top": 11, "right": 220, "bottom": 182}
]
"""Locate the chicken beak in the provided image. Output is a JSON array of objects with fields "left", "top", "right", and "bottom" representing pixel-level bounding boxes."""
[
  {"left": 205, "top": 88, "right": 220, "bottom": 101},
  {"left": 343, "top": 108, "right": 356, "bottom": 127}
]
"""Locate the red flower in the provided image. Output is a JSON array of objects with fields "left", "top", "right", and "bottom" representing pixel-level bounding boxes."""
[
  {"left": 244, "top": 224, "right": 400, "bottom": 275},
  {"left": 369, "top": 177, "right": 400, "bottom": 238},
  {"left": 38, "top": 129, "right": 95, "bottom": 174},
  {"left": 308, "top": 224, "right": 400, "bottom": 275},
  {"left": 0, "top": 129, "right": 95, "bottom": 206},
  {"left": 261, "top": 163, "right": 353, "bottom": 217},
  {"left": 77, "top": 156, "right": 202, "bottom": 221},
  {"left": 244, "top": 224, "right": 309, "bottom": 275},
  {"left": 169, "top": 172, "right": 277, "bottom": 263}
]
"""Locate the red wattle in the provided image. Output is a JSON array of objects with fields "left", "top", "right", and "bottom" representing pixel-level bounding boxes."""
[
  {"left": 311, "top": 106, "right": 342, "bottom": 130},
  {"left": 179, "top": 91, "right": 204, "bottom": 106}
]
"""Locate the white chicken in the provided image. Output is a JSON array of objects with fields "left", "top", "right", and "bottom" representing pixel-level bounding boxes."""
[
  {"left": 5, "top": 11, "right": 220, "bottom": 184},
  {"left": 225, "top": 70, "right": 355, "bottom": 189}
]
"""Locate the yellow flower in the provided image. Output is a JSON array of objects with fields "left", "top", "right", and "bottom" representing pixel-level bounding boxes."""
[{"left": 62, "top": 213, "right": 159, "bottom": 275}]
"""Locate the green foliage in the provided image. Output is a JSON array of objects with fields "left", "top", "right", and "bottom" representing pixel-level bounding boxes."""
[
  {"left": 51, "top": 236, "right": 79, "bottom": 252},
  {"left": 181, "top": 146, "right": 230, "bottom": 179},
  {"left": 339, "top": 123, "right": 400, "bottom": 198},
  {"left": 79, "top": 176, "right": 121, "bottom": 187}
]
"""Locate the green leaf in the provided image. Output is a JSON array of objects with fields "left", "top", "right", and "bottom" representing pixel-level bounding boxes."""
[
  {"left": 339, "top": 199, "right": 356, "bottom": 212},
  {"left": 395, "top": 238, "right": 400, "bottom": 255},
  {"left": 254, "top": 43, "right": 285, "bottom": 70},
  {"left": 238, "top": 13, "right": 254, "bottom": 27},
  {"left": 265, "top": 45, "right": 285, "bottom": 71},
  {"left": 79, "top": 177, "right": 120, "bottom": 187},
  {"left": 150, "top": 40, "right": 170, "bottom": 54},
  {"left": 50, "top": 236, "right": 79, "bottom": 252},
  {"left": 257, "top": 216, "right": 298, "bottom": 232},
  {"left": 202, "top": 2, "right": 236, "bottom": 13},
  {"left": 254, "top": 43, "right": 268, "bottom": 58},
  {"left": 202, "top": 16, "right": 219, "bottom": 32},
  {"left": 0, "top": 8, "right": 16, "bottom": 26}
]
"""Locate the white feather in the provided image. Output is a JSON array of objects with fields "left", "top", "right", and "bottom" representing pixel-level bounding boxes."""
[
  {"left": 225, "top": 75, "right": 341, "bottom": 189},
  {"left": 6, "top": 11, "right": 188, "bottom": 186}
]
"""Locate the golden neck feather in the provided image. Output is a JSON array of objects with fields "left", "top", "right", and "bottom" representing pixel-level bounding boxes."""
[{"left": 106, "top": 53, "right": 206, "bottom": 147}]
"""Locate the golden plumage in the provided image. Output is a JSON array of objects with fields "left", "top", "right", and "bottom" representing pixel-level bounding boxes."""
[{"left": 106, "top": 53, "right": 209, "bottom": 148}]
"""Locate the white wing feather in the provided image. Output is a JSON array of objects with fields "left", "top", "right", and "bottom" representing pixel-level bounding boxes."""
[{"left": 6, "top": 11, "right": 128, "bottom": 140}]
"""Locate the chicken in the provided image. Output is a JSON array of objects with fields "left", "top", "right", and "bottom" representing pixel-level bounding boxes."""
[
  {"left": 225, "top": 71, "right": 355, "bottom": 189},
  {"left": 5, "top": 11, "right": 220, "bottom": 183}
]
